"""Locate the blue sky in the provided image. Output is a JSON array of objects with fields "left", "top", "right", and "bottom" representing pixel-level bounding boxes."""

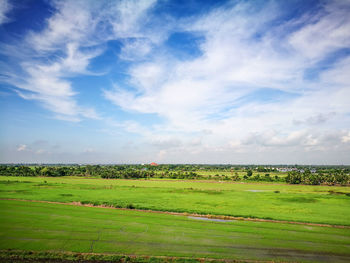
[{"left": 0, "top": 0, "right": 350, "bottom": 164}]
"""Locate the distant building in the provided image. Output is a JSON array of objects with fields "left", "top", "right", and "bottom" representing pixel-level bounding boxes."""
[{"left": 150, "top": 162, "right": 158, "bottom": 166}]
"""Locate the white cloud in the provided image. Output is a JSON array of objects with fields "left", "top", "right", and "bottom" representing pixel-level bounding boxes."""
[
  {"left": 106, "top": 2, "right": 303, "bottom": 124},
  {"left": 12, "top": 45, "right": 100, "bottom": 121},
  {"left": 17, "top": 144, "right": 27, "bottom": 152},
  {"left": 288, "top": 0, "right": 350, "bottom": 61},
  {"left": 2, "top": 0, "right": 350, "bottom": 163},
  {"left": 343, "top": 132, "right": 350, "bottom": 143},
  {"left": 320, "top": 55, "right": 350, "bottom": 86},
  {"left": 108, "top": 0, "right": 156, "bottom": 38},
  {"left": 103, "top": 0, "right": 350, "bottom": 163},
  {"left": 0, "top": 0, "right": 12, "bottom": 25},
  {"left": 3, "top": 0, "right": 156, "bottom": 122}
]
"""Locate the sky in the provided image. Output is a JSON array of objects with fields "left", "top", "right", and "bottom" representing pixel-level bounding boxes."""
[{"left": 0, "top": 0, "right": 349, "bottom": 164}]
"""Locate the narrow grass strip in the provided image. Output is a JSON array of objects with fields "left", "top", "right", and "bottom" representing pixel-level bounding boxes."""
[{"left": 0, "top": 249, "right": 271, "bottom": 263}]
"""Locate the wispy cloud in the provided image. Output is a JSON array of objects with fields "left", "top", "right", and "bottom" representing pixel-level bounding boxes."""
[
  {"left": 2, "top": 0, "right": 156, "bottom": 121},
  {"left": 0, "top": 0, "right": 12, "bottom": 25},
  {"left": 1, "top": 0, "right": 350, "bottom": 163},
  {"left": 103, "top": 0, "right": 350, "bottom": 162},
  {"left": 288, "top": 0, "right": 350, "bottom": 61}
]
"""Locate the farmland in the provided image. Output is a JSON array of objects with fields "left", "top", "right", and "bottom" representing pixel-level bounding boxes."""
[
  {"left": 1, "top": 172, "right": 350, "bottom": 262},
  {"left": 0, "top": 176, "right": 350, "bottom": 225},
  {"left": 1, "top": 199, "right": 350, "bottom": 263},
  {"left": 2, "top": 0, "right": 350, "bottom": 262}
]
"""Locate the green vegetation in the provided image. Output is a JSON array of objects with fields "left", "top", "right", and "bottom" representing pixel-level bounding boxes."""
[
  {"left": 286, "top": 169, "right": 349, "bottom": 185},
  {"left": 0, "top": 164, "right": 282, "bottom": 181},
  {"left": 1, "top": 200, "right": 350, "bottom": 263},
  {"left": 1, "top": 176, "right": 350, "bottom": 225},
  {"left": 2, "top": 164, "right": 349, "bottom": 184},
  {"left": 0, "top": 250, "right": 215, "bottom": 263},
  {"left": 1, "top": 164, "right": 350, "bottom": 262}
]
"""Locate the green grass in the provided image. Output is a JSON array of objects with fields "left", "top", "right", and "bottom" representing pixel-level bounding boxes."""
[
  {"left": 194, "top": 170, "right": 288, "bottom": 178},
  {"left": 1, "top": 199, "right": 350, "bottom": 262},
  {"left": 1, "top": 176, "right": 350, "bottom": 225}
]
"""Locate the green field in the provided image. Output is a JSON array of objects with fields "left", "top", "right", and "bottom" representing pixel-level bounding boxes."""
[
  {"left": 1, "top": 199, "right": 350, "bottom": 262},
  {"left": 193, "top": 170, "right": 288, "bottom": 178},
  {"left": 0, "top": 176, "right": 349, "bottom": 225},
  {"left": 1, "top": 175, "right": 350, "bottom": 262}
]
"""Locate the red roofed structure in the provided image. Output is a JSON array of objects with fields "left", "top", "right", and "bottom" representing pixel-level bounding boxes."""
[{"left": 150, "top": 162, "right": 158, "bottom": 166}]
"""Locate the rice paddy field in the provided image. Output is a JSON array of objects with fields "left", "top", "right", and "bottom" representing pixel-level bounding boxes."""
[
  {"left": 153, "top": 170, "right": 288, "bottom": 178},
  {"left": 1, "top": 175, "right": 350, "bottom": 262},
  {"left": 193, "top": 170, "right": 288, "bottom": 178}
]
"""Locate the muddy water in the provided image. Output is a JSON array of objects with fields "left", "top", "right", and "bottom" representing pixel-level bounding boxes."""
[{"left": 188, "top": 216, "right": 233, "bottom": 222}]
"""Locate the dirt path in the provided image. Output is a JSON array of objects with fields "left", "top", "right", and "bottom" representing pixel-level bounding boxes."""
[{"left": 2, "top": 198, "right": 349, "bottom": 229}]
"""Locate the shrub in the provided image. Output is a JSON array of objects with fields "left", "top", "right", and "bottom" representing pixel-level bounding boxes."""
[{"left": 126, "top": 203, "right": 135, "bottom": 209}]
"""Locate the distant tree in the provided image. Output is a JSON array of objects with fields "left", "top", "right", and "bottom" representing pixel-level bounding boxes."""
[
  {"left": 285, "top": 171, "right": 302, "bottom": 184},
  {"left": 257, "top": 166, "right": 266, "bottom": 172},
  {"left": 232, "top": 174, "right": 240, "bottom": 181},
  {"left": 253, "top": 174, "right": 261, "bottom": 181},
  {"left": 246, "top": 170, "right": 253, "bottom": 177}
]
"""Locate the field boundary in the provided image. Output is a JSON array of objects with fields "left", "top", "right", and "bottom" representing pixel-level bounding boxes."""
[
  {"left": 2, "top": 198, "right": 349, "bottom": 229},
  {"left": 0, "top": 249, "right": 282, "bottom": 263}
]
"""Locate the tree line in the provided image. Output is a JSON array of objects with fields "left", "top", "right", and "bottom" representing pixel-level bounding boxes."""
[
  {"left": 0, "top": 165, "right": 349, "bottom": 185},
  {"left": 285, "top": 169, "right": 349, "bottom": 185},
  {"left": 0, "top": 165, "right": 204, "bottom": 180}
]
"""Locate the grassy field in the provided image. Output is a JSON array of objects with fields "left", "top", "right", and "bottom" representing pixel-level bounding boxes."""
[
  {"left": 1, "top": 199, "right": 350, "bottom": 262},
  {"left": 193, "top": 170, "right": 288, "bottom": 178},
  {"left": 153, "top": 170, "right": 288, "bottom": 178},
  {"left": 0, "top": 176, "right": 350, "bottom": 225}
]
